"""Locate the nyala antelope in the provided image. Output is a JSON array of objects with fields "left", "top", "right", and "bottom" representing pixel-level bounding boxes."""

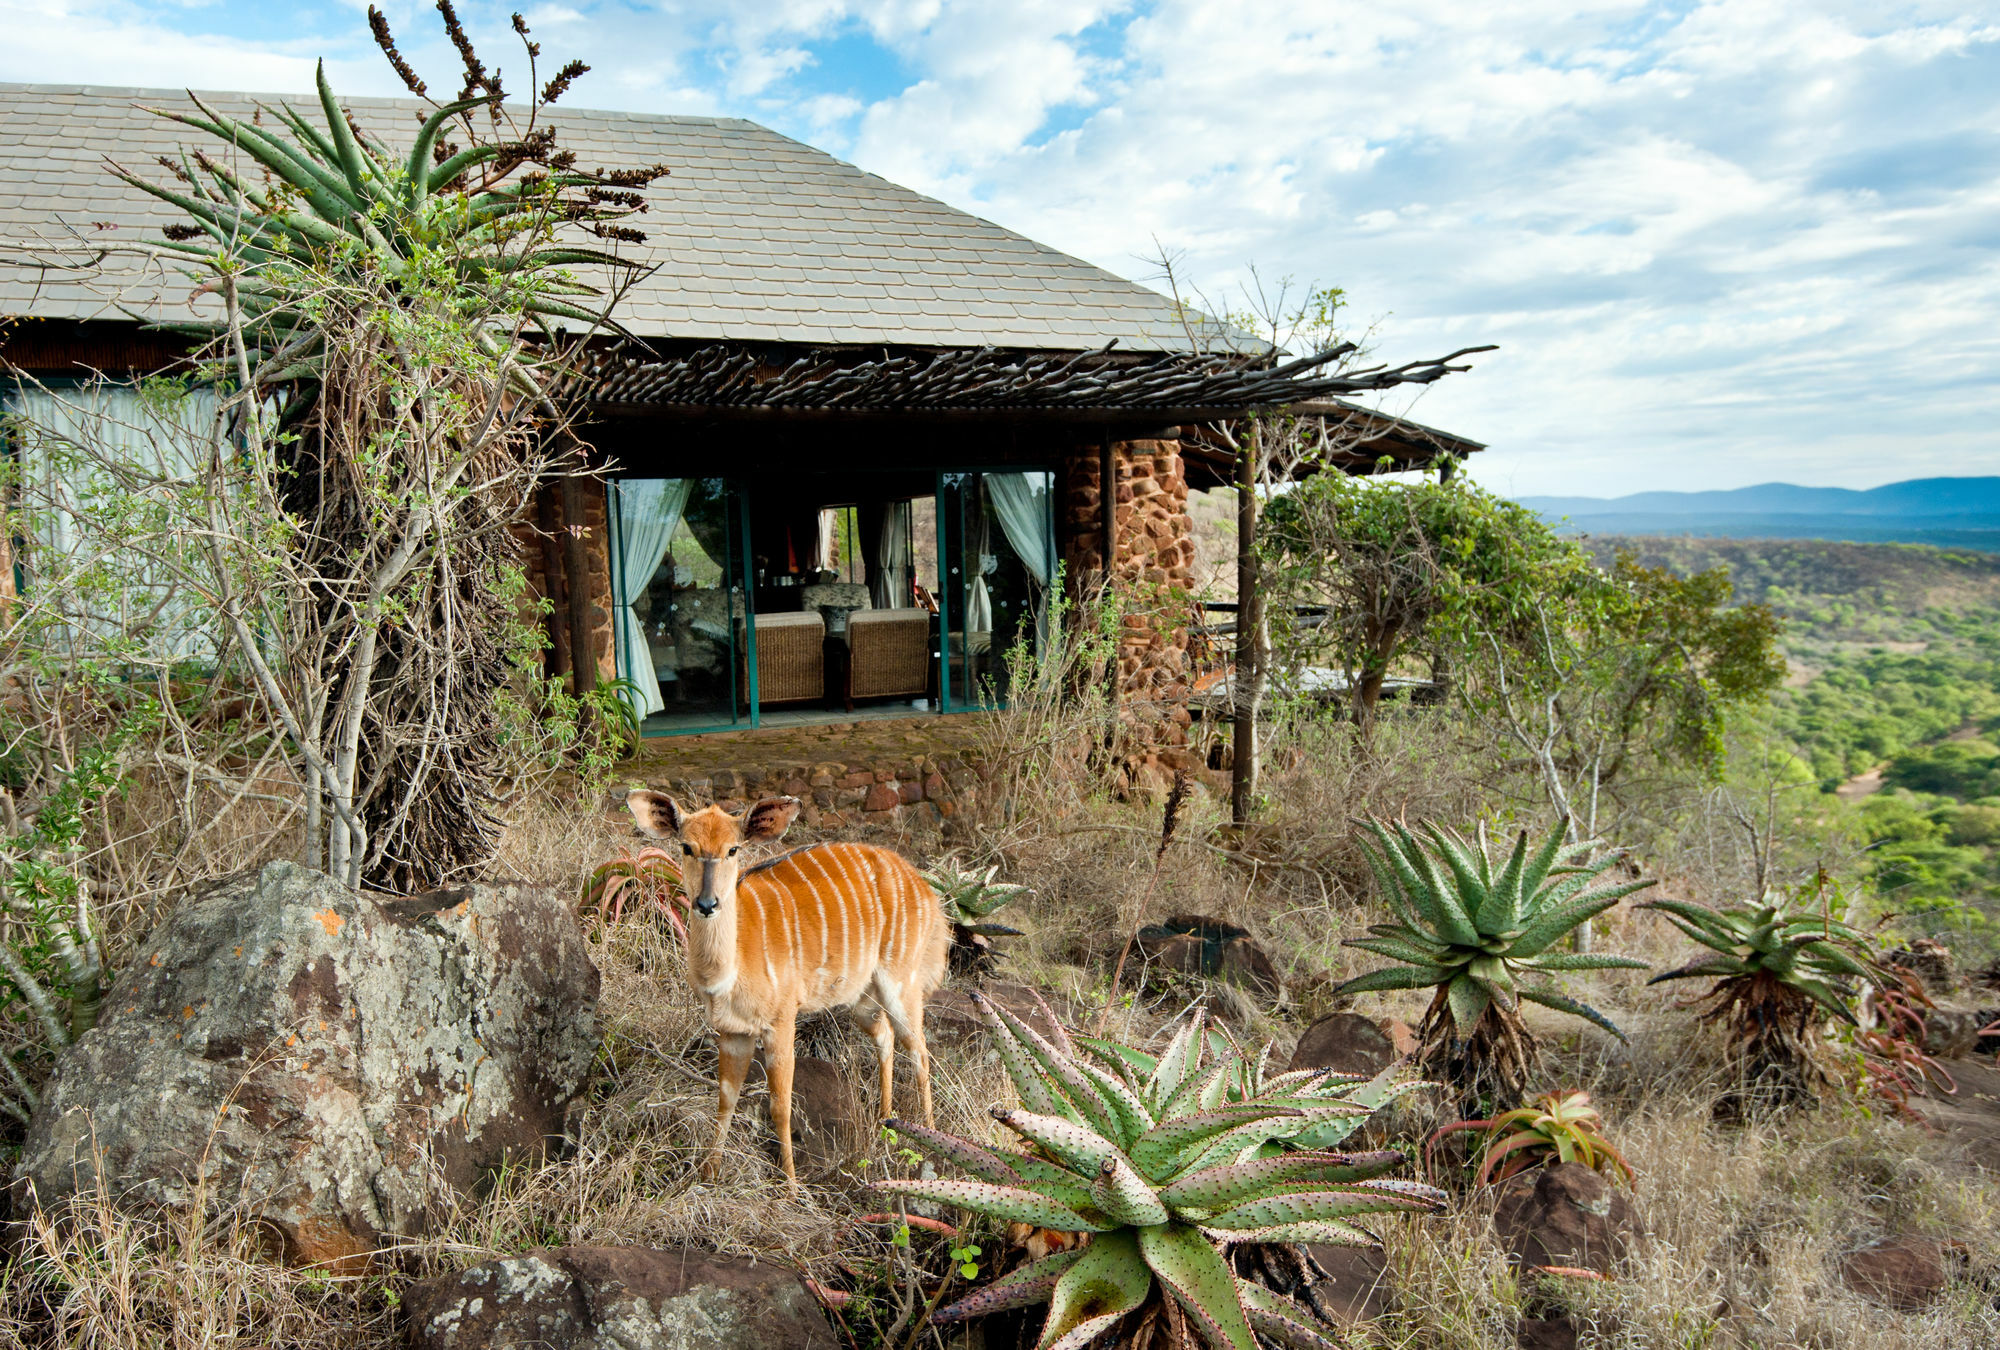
[{"left": 626, "top": 789, "right": 949, "bottom": 1184}]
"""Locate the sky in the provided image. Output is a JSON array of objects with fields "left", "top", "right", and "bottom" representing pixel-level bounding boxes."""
[{"left": 2, "top": 1, "right": 1996, "bottom": 498}]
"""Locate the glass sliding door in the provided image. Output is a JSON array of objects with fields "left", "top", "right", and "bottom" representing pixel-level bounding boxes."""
[
  {"left": 607, "top": 476, "right": 750, "bottom": 734},
  {"left": 937, "top": 470, "right": 1055, "bottom": 711}
]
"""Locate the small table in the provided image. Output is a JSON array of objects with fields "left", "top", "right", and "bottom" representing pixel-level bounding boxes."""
[{"left": 816, "top": 603, "right": 864, "bottom": 711}]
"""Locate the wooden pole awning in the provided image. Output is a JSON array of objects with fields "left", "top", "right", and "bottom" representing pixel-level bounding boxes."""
[{"left": 582, "top": 340, "right": 1495, "bottom": 420}]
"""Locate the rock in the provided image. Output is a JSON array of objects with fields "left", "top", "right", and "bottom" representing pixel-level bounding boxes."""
[
  {"left": 1840, "top": 1236, "right": 1951, "bottom": 1311},
  {"left": 1921, "top": 1008, "right": 1986, "bottom": 1059},
  {"left": 1886, "top": 939, "right": 1956, "bottom": 995},
  {"left": 927, "top": 982, "right": 1071, "bottom": 1043},
  {"left": 1492, "top": 1163, "right": 1643, "bottom": 1276},
  {"left": 1133, "top": 915, "right": 1279, "bottom": 997},
  {"left": 788, "top": 1056, "right": 867, "bottom": 1177},
  {"left": 1288, "top": 1013, "right": 1397, "bottom": 1076},
  {"left": 1302, "top": 1243, "right": 1390, "bottom": 1324},
  {"left": 409, "top": 1246, "right": 839, "bottom": 1349},
  {"left": 1516, "top": 1314, "right": 1579, "bottom": 1350},
  {"left": 13, "top": 861, "right": 598, "bottom": 1271}
]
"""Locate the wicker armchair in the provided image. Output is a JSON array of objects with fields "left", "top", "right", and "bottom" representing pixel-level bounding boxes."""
[
  {"left": 848, "top": 609, "right": 932, "bottom": 700},
  {"left": 738, "top": 610, "right": 824, "bottom": 707}
]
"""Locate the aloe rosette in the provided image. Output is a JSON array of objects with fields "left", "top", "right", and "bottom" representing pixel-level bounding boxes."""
[
  {"left": 1642, "top": 894, "right": 1873, "bottom": 1102},
  {"left": 1337, "top": 819, "right": 1652, "bottom": 1097},
  {"left": 875, "top": 995, "right": 1443, "bottom": 1350},
  {"left": 925, "top": 858, "right": 1030, "bottom": 973}
]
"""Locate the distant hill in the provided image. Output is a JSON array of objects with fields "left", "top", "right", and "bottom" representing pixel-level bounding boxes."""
[{"left": 1519, "top": 477, "right": 2000, "bottom": 548}]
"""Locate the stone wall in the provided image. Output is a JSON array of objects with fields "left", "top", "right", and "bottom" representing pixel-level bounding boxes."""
[
  {"left": 648, "top": 755, "right": 984, "bottom": 831},
  {"left": 1061, "top": 438, "right": 1197, "bottom": 739}
]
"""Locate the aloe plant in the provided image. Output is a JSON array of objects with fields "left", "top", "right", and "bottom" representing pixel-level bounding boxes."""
[
  {"left": 924, "top": 858, "right": 1028, "bottom": 974},
  {"left": 118, "top": 7, "right": 662, "bottom": 402},
  {"left": 1427, "top": 1089, "right": 1634, "bottom": 1188},
  {"left": 876, "top": 995, "right": 1443, "bottom": 1350},
  {"left": 1338, "top": 819, "right": 1653, "bottom": 1102},
  {"left": 1642, "top": 893, "right": 1872, "bottom": 1104}
]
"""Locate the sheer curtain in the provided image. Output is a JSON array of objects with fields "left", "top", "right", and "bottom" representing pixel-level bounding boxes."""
[
  {"left": 610, "top": 478, "right": 692, "bottom": 718},
  {"left": 985, "top": 472, "right": 1053, "bottom": 585},
  {"left": 5, "top": 381, "right": 221, "bottom": 660},
  {"left": 873, "top": 501, "right": 911, "bottom": 609}
]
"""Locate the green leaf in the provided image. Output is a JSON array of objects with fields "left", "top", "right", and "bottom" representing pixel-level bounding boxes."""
[
  {"left": 1002, "top": 1152, "right": 1100, "bottom": 1213},
  {"left": 1204, "top": 1219, "right": 1381, "bottom": 1247},
  {"left": 1446, "top": 974, "right": 1490, "bottom": 1032},
  {"left": 1791, "top": 975, "right": 1858, "bottom": 1024},
  {"left": 315, "top": 60, "right": 374, "bottom": 203},
  {"left": 1204, "top": 1181, "right": 1445, "bottom": 1230},
  {"left": 993, "top": 1108, "right": 1122, "bottom": 1177},
  {"left": 1334, "top": 964, "right": 1450, "bottom": 996},
  {"left": 406, "top": 94, "right": 500, "bottom": 206},
  {"left": 881, "top": 1118, "right": 1020, "bottom": 1187},
  {"left": 1520, "top": 953, "right": 1651, "bottom": 973},
  {"left": 980, "top": 993, "right": 1121, "bottom": 1140},
  {"left": 1089, "top": 1155, "right": 1170, "bottom": 1226},
  {"left": 1131, "top": 1105, "right": 1304, "bottom": 1179},
  {"left": 1038, "top": 1229, "right": 1153, "bottom": 1350},
  {"left": 934, "top": 1249, "right": 1082, "bottom": 1323},
  {"left": 1419, "top": 822, "right": 1491, "bottom": 937},
  {"left": 1236, "top": 1281, "right": 1346, "bottom": 1350},
  {"left": 1160, "top": 1150, "right": 1404, "bottom": 1212},
  {"left": 872, "top": 1179, "right": 1110, "bottom": 1232},
  {"left": 1645, "top": 954, "right": 1748, "bottom": 984},
  {"left": 1507, "top": 877, "right": 1657, "bottom": 957},
  {"left": 1343, "top": 934, "right": 1452, "bottom": 966},
  {"left": 1139, "top": 1223, "right": 1258, "bottom": 1350},
  {"left": 1517, "top": 985, "right": 1627, "bottom": 1041},
  {"left": 1149, "top": 1007, "right": 1208, "bottom": 1102}
]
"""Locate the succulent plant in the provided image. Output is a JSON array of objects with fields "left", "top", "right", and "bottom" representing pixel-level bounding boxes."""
[
  {"left": 875, "top": 995, "right": 1443, "bottom": 1350},
  {"left": 1428, "top": 1089, "right": 1633, "bottom": 1188},
  {"left": 1642, "top": 893, "right": 1873, "bottom": 1104},
  {"left": 1338, "top": 818, "right": 1653, "bottom": 1101},
  {"left": 924, "top": 858, "right": 1029, "bottom": 973}
]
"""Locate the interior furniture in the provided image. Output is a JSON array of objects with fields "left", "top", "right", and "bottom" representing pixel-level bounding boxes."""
[
  {"left": 738, "top": 610, "right": 824, "bottom": 707},
  {"left": 848, "top": 609, "right": 933, "bottom": 702}
]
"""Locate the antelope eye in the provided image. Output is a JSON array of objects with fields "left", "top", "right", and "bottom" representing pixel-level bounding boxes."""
[
  {"left": 681, "top": 843, "right": 695, "bottom": 857},
  {"left": 727, "top": 845, "right": 741, "bottom": 858}
]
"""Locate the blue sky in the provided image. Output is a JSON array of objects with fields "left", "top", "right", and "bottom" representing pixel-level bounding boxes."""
[{"left": 2, "top": 0, "right": 1996, "bottom": 497}]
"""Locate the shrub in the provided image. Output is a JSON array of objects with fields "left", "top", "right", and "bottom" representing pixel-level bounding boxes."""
[{"left": 1427, "top": 1089, "right": 1634, "bottom": 1189}]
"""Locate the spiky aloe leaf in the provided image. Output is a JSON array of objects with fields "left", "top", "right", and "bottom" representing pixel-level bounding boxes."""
[
  {"left": 1138, "top": 1222, "right": 1259, "bottom": 1350},
  {"left": 1344, "top": 933, "right": 1453, "bottom": 966},
  {"left": 1520, "top": 952, "right": 1651, "bottom": 973},
  {"left": 1210, "top": 1219, "right": 1381, "bottom": 1248},
  {"left": 1517, "top": 986, "right": 1626, "bottom": 1041},
  {"left": 1418, "top": 823, "right": 1491, "bottom": 943},
  {"left": 1648, "top": 954, "right": 1750, "bottom": 983},
  {"left": 1236, "top": 1280, "right": 1346, "bottom": 1350},
  {"left": 1508, "top": 877, "right": 1657, "bottom": 958},
  {"left": 1447, "top": 974, "right": 1491, "bottom": 1031},
  {"left": 1475, "top": 828, "right": 1533, "bottom": 935},
  {"left": 978, "top": 995, "right": 1074, "bottom": 1120},
  {"left": 1066, "top": 1053, "right": 1155, "bottom": 1147},
  {"left": 1091, "top": 1155, "right": 1170, "bottom": 1227},
  {"left": 1002, "top": 1152, "right": 1100, "bottom": 1213},
  {"left": 1075, "top": 1035, "right": 1157, "bottom": 1084},
  {"left": 1130, "top": 1105, "right": 1305, "bottom": 1179},
  {"left": 980, "top": 993, "right": 1121, "bottom": 1140},
  {"left": 993, "top": 1108, "right": 1123, "bottom": 1176},
  {"left": 934, "top": 1248, "right": 1083, "bottom": 1323},
  {"left": 1203, "top": 1182, "right": 1444, "bottom": 1231},
  {"left": 1335, "top": 964, "right": 1452, "bottom": 996},
  {"left": 1149, "top": 1008, "right": 1209, "bottom": 1103},
  {"left": 882, "top": 1118, "right": 1020, "bottom": 1187},
  {"left": 1038, "top": 1228, "right": 1153, "bottom": 1350},
  {"left": 1160, "top": 1150, "right": 1405, "bottom": 1212},
  {"left": 872, "top": 1178, "right": 1111, "bottom": 1232}
]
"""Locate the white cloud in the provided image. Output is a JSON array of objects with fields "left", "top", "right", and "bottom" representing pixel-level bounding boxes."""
[{"left": 3, "top": 0, "right": 1995, "bottom": 496}]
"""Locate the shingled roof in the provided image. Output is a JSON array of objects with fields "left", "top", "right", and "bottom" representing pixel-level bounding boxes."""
[{"left": 0, "top": 82, "right": 1236, "bottom": 353}]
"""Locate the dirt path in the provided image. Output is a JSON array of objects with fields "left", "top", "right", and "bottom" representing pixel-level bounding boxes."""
[{"left": 1836, "top": 764, "right": 1887, "bottom": 802}]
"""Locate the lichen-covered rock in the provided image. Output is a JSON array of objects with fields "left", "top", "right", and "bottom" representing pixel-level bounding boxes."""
[
  {"left": 1288, "top": 1013, "right": 1398, "bottom": 1077},
  {"left": 408, "top": 1247, "right": 838, "bottom": 1350},
  {"left": 13, "top": 860, "right": 598, "bottom": 1270},
  {"left": 1493, "top": 1162, "right": 1643, "bottom": 1276}
]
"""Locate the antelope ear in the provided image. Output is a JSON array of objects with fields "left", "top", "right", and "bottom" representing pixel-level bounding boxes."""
[
  {"left": 625, "top": 788, "right": 684, "bottom": 839},
  {"left": 742, "top": 795, "right": 803, "bottom": 843}
]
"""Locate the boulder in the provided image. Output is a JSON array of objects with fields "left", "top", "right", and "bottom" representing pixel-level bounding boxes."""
[
  {"left": 13, "top": 861, "right": 598, "bottom": 1270},
  {"left": 927, "top": 982, "right": 1072, "bottom": 1043},
  {"left": 1516, "top": 1314, "right": 1580, "bottom": 1350},
  {"left": 409, "top": 1246, "right": 839, "bottom": 1350},
  {"left": 1923, "top": 1008, "right": 1987, "bottom": 1059},
  {"left": 1302, "top": 1243, "right": 1390, "bottom": 1325},
  {"left": 1288, "top": 1013, "right": 1398, "bottom": 1077},
  {"left": 787, "top": 1056, "right": 867, "bottom": 1177},
  {"left": 1492, "top": 1163, "right": 1643, "bottom": 1276},
  {"left": 1840, "top": 1236, "right": 1952, "bottom": 1311},
  {"left": 1133, "top": 915, "right": 1279, "bottom": 997},
  {"left": 1886, "top": 939, "right": 1956, "bottom": 995}
]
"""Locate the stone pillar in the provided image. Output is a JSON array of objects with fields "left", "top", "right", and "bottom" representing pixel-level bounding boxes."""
[
  {"left": 1061, "top": 438, "right": 1196, "bottom": 741},
  {"left": 514, "top": 480, "right": 615, "bottom": 689}
]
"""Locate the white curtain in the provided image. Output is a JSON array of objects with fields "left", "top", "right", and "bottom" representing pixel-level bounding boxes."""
[
  {"left": 966, "top": 487, "right": 993, "bottom": 639},
  {"left": 610, "top": 478, "right": 692, "bottom": 718},
  {"left": 873, "top": 502, "right": 910, "bottom": 609},
  {"left": 986, "top": 472, "right": 1054, "bottom": 585},
  {"left": 5, "top": 381, "right": 222, "bottom": 661}
]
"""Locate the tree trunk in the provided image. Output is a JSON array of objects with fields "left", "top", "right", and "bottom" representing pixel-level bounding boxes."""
[{"left": 1231, "top": 428, "right": 1263, "bottom": 827}]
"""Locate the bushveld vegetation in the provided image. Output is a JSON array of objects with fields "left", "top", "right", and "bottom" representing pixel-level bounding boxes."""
[{"left": 0, "top": 11, "right": 1996, "bottom": 1348}]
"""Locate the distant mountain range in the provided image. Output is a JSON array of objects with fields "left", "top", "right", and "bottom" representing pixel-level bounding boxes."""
[{"left": 1517, "top": 477, "right": 2000, "bottom": 549}]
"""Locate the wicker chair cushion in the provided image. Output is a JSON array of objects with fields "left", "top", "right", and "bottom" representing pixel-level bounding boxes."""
[
  {"left": 738, "top": 610, "right": 824, "bottom": 705},
  {"left": 848, "top": 609, "right": 931, "bottom": 699}
]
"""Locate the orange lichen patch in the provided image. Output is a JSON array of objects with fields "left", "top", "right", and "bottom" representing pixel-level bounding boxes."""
[
  {"left": 149, "top": 952, "right": 163, "bottom": 967},
  {"left": 182, "top": 1005, "right": 195, "bottom": 1020},
  {"left": 285, "top": 1034, "right": 297, "bottom": 1047},
  {"left": 232, "top": 945, "right": 244, "bottom": 958},
  {"left": 312, "top": 908, "right": 345, "bottom": 937}
]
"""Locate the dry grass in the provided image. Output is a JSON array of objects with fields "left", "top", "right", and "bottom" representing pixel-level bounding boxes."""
[{"left": 5, "top": 702, "right": 1998, "bottom": 1350}]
